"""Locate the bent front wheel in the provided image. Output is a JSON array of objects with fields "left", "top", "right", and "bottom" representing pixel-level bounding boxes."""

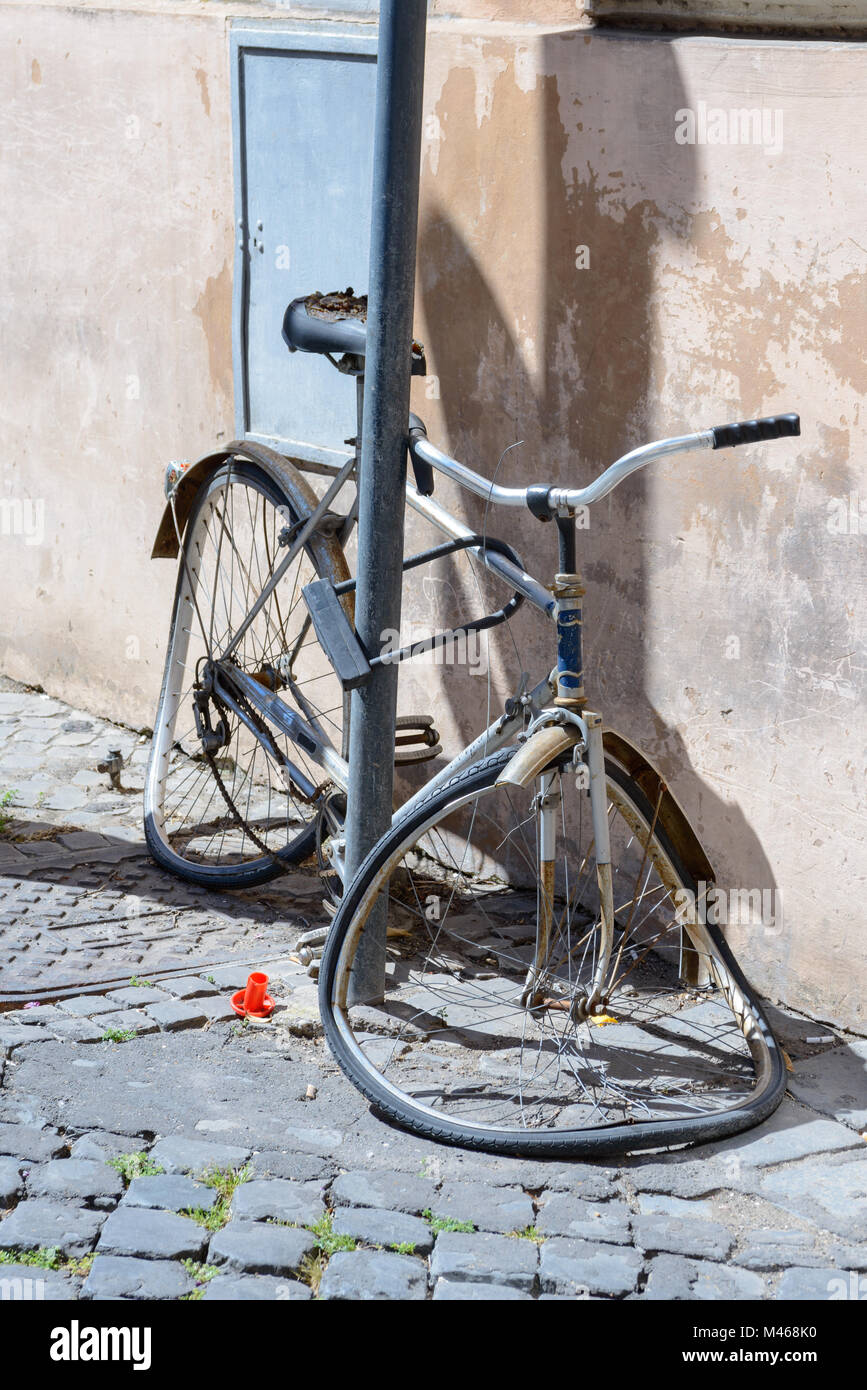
[{"left": 319, "top": 747, "right": 786, "bottom": 1157}]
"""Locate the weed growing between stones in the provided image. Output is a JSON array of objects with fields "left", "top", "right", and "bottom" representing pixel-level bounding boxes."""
[
  {"left": 181, "top": 1164, "right": 252, "bottom": 1231},
  {"left": 0, "top": 1247, "right": 93, "bottom": 1277},
  {"left": 422, "top": 1209, "right": 474, "bottom": 1234},
  {"left": 510, "top": 1226, "right": 545, "bottom": 1243},
  {"left": 180, "top": 1259, "right": 220, "bottom": 1299},
  {"left": 107, "top": 1153, "right": 164, "bottom": 1184}
]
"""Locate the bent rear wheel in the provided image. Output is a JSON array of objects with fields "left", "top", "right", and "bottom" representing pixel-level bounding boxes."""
[
  {"left": 145, "top": 455, "right": 350, "bottom": 889},
  {"left": 320, "top": 746, "right": 786, "bottom": 1156}
]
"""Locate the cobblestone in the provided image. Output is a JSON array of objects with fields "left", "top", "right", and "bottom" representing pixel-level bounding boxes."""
[
  {"left": 433, "top": 1278, "right": 532, "bottom": 1300},
  {"left": 828, "top": 1242, "right": 867, "bottom": 1271},
  {"left": 536, "top": 1194, "right": 632, "bottom": 1244},
  {"left": 319, "top": 1249, "right": 427, "bottom": 1300},
  {"left": 26, "top": 1158, "right": 124, "bottom": 1206},
  {"left": 539, "top": 1165, "right": 620, "bottom": 1201},
  {"left": 776, "top": 1267, "right": 853, "bottom": 1300},
  {"left": 98, "top": 1010, "right": 160, "bottom": 1037},
  {"left": 197, "top": 996, "right": 238, "bottom": 1023},
  {"left": 631, "top": 1213, "right": 734, "bottom": 1261},
  {"left": 59, "top": 994, "right": 129, "bottom": 1018},
  {"left": 123, "top": 1174, "right": 219, "bottom": 1214},
  {"left": 539, "top": 1238, "right": 642, "bottom": 1298},
  {"left": 331, "top": 1206, "right": 434, "bottom": 1254},
  {"left": 106, "top": 987, "right": 172, "bottom": 1008},
  {"left": 429, "top": 1182, "right": 534, "bottom": 1235},
  {"left": 0, "top": 1265, "right": 82, "bottom": 1299},
  {"left": 248, "top": 1150, "right": 334, "bottom": 1184},
  {"left": 143, "top": 1001, "right": 209, "bottom": 1031},
  {"left": 696, "top": 1104, "right": 863, "bottom": 1171},
  {"left": 0, "top": 1123, "right": 67, "bottom": 1162},
  {"left": 429, "top": 1231, "right": 538, "bottom": 1291},
  {"left": 82, "top": 1255, "right": 195, "bottom": 1301},
  {"left": 0, "top": 1199, "right": 106, "bottom": 1257},
  {"left": 160, "top": 977, "right": 219, "bottom": 1001},
  {"left": 208, "top": 1220, "right": 314, "bottom": 1276},
  {"left": 96, "top": 1206, "right": 209, "bottom": 1261},
  {"left": 642, "top": 1254, "right": 767, "bottom": 1300},
  {"left": 0, "top": 1155, "right": 25, "bottom": 1207},
  {"left": 732, "top": 1228, "right": 823, "bottom": 1271},
  {"left": 761, "top": 1155, "right": 867, "bottom": 1241},
  {"left": 230, "top": 1178, "right": 325, "bottom": 1226},
  {"left": 69, "top": 1131, "right": 147, "bottom": 1162},
  {"left": 331, "top": 1169, "right": 436, "bottom": 1216},
  {"left": 47, "top": 1017, "right": 107, "bottom": 1044},
  {"left": 148, "top": 1137, "right": 251, "bottom": 1175},
  {"left": 203, "top": 1274, "right": 312, "bottom": 1300}
]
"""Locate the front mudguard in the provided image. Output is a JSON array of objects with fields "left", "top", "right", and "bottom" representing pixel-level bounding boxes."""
[{"left": 496, "top": 721, "right": 714, "bottom": 890}]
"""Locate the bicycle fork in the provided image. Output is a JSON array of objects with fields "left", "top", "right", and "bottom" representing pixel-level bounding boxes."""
[
  {"left": 584, "top": 711, "right": 616, "bottom": 1018},
  {"left": 511, "top": 518, "right": 617, "bottom": 1018},
  {"left": 518, "top": 713, "right": 614, "bottom": 1019}
]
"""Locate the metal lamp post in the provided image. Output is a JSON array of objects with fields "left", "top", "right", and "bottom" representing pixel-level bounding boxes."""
[{"left": 344, "top": 0, "right": 428, "bottom": 1002}]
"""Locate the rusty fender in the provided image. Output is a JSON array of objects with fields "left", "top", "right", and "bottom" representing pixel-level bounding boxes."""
[
  {"left": 496, "top": 723, "right": 714, "bottom": 889},
  {"left": 151, "top": 439, "right": 344, "bottom": 560}
]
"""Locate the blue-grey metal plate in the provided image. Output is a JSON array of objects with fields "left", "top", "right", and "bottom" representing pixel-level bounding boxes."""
[{"left": 231, "top": 24, "right": 377, "bottom": 463}]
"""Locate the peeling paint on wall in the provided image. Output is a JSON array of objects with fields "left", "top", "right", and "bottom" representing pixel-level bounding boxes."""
[{"left": 194, "top": 261, "right": 233, "bottom": 405}]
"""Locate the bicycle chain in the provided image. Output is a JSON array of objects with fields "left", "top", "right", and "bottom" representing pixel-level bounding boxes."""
[{"left": 201, "top": 681, "right": 294, "bottom": 875}]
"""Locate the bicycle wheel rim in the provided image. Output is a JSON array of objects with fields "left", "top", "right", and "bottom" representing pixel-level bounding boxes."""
[
  {"left": 145, "top": 459, "right": 349, "bottom": 884},
  {"left": 321, "top": 749, "right": 786, "bottom": 1157}
]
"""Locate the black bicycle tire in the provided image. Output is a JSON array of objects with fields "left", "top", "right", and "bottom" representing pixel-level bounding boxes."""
[
  {"left": 320, "top": 746, "right": 787, "bottom": 1157},
  {"left": 145, "top": 458, "right": 349, "bottom": 890}
]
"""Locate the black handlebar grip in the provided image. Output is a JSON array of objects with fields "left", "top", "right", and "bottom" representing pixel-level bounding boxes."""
[{"left": 710, "top": 413, "right": 800, "bottom": 450}]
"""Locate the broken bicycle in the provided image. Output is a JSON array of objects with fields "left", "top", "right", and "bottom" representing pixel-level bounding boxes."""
[{"left": 145, "top": 290, "right": 799, "bottom": 1156}]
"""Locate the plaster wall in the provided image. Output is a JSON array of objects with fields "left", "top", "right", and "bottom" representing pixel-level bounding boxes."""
[{"left": 0, "top": 2, "right": 863, "bottom": 1029}]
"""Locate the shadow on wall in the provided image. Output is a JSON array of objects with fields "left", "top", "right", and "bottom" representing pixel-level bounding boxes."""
[{"left": 403, "top": 28, "right": 779, "bottom": 954}]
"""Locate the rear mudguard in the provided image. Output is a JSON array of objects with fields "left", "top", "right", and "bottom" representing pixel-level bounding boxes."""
[
  {"left": 497, "top": 722, "right": 714, "bottom": 888},
  {"left": 151, "top": 439, "right": 342, "bottom": 560}
]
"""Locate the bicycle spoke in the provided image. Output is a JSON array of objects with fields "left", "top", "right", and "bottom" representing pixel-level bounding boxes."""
[
  {"left": 330, "top": 755, "right": 765, "bottom": 1139},
  {"left": 147, "top": 462, "right": 349, "bottom": 876}
]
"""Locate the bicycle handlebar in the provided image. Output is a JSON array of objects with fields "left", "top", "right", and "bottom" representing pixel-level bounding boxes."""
[
  {"left": 407, "top": 410, "right": 800, "bottom": 518},
  {"left": 710, "top": 413, "right": 800, "bottom": 450}
]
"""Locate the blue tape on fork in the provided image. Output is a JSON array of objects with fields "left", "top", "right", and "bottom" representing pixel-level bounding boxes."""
[{"left": 557, "top": 599, "right": 583, "bottom": 693}]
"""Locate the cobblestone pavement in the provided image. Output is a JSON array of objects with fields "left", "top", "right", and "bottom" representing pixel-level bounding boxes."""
[{"left": 1, "top": 682, "right": 866, "bottom": 1301}]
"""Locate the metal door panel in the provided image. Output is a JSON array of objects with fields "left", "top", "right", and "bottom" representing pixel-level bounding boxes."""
[{"left": 231, "top": 25, "right": 376, "bottom": 462}]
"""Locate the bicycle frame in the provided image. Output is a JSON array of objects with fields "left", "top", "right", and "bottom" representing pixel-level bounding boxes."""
[
  {"left": 207, "top": 443, "right": 611, "bottom": 926},
  {"left": 159, "top": 405, "right": 797, "bottom": 904},
  {"left": 198, "top": 425, "right": 690, "bottom": 856}
]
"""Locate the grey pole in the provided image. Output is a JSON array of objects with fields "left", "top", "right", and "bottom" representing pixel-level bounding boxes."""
[{"left": 344, "top": 0, "right": 428, "bottom": 1003}]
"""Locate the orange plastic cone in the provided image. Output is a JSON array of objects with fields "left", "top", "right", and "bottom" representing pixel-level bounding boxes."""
[{"left": 231, "top": 972, "right": 275, "bottom": 1019}]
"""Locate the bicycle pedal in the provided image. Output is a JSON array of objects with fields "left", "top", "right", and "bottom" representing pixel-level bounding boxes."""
[{"left": 394, "top": 714, "right": 441, "bottom": 766}]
